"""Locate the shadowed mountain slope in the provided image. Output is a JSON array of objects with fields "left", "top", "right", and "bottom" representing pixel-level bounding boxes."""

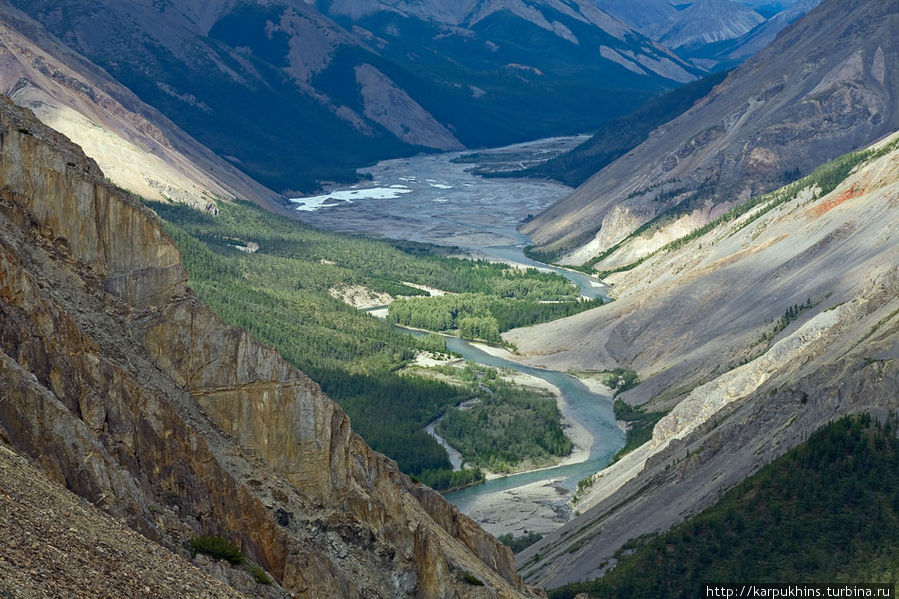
[{"left": 11, "top": 0, "right": 701, "bottom": 194}]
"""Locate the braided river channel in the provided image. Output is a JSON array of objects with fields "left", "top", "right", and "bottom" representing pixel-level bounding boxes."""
[{"left": 293, "top": 136, "right": 624, "bottom": 535}]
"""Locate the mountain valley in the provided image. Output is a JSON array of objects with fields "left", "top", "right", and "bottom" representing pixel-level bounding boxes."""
[
  {"left": 0, "top": 94, "right": 544, "bottom": 598},
  {"left": 8, "top": 0, "right": 703, "bottom": 194},
  {"left": 0, "top": 0, "right": 896, "bottom": 596},
  {"left": 512, "top": 124, "right": 899, "bottom": 590}
]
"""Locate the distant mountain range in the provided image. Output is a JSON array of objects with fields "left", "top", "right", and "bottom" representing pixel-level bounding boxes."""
[
  {"left": 594, "top": 0, "right": 822, "bottom": 70},
  {"left": 658, "top": 0, "right": 765, "bottom": 51},
  {"left": 8, "top": 0, "right": 703, "bottom": 194}
]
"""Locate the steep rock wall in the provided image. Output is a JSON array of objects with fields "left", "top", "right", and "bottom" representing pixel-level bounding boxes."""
[{"left": 0, "top": 96, "right": 539, "bottom": 598}]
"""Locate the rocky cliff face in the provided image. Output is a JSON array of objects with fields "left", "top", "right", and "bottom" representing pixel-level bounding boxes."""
[
  {"left": 509, "top": 130, "right": 899, "bottom": 588},
  {"left": 0, "top": 96, "right": 541, "bottom": 598},
  {"left": 524, "top": 0, "right": 898, "bottom": 267}
]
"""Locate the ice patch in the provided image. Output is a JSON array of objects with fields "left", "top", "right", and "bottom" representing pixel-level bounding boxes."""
[
  {"left": 428, "top": 182, "right": 453, "bottom": 189},
  {"left": 290, "top": 186, "right": 413, "bottom": 211}
]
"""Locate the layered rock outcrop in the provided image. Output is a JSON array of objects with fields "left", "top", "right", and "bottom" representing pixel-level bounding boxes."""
[{"left": 0, "top": 96, "right": 540, "bottom": 597}]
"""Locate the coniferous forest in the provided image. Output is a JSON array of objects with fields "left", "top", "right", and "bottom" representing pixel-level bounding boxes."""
[
  {"left": 148, "top": 199, "right": 587, "bottom": 490},
  {"left": 550, "top": 415, "right": 899, "bottom": 598}
]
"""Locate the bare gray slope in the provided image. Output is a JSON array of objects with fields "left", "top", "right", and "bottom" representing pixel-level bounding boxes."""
[
  {"left": 714, "top": 0, "right": 823, "bottom": 65},
  {"left": 509, "top": 132, "right": 899, "bottom": 588},
  {"left": 658, "top": 0, "right": 764, "bottom": 50},
  {"left": 523, "top": 0, "right": 899, "bottom": 266}
]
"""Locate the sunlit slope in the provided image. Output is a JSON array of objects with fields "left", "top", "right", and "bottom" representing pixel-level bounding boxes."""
[
  {"left": 0, "top": 5, "right": 283, "bottom": 211},
  {"left": 511, "top": 131, "right": 899, "bottom": 587}
]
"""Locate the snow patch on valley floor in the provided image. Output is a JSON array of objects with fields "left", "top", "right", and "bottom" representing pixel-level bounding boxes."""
[{"left": 290, "top": 185, "right": 413, "bottom": 211}]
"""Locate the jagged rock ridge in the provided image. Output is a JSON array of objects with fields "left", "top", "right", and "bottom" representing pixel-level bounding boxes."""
[{"left": 0, "top": 96, "right": 542, "bottom": 598}]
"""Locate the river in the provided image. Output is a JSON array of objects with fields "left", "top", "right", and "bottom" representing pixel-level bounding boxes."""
[
  {"left": 292, "top": 136, "right": 623, "bottom": 536},
  {"left": 440, "top": 337, "right": 623, "bottom": 506}
]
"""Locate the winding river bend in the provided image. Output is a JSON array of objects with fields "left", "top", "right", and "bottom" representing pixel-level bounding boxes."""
[
  {"left": 294, "top": 136, "right": 623, "bottom": 532},
  {"left": 441, "top": 337, "right": 623, "bottom": 509}
]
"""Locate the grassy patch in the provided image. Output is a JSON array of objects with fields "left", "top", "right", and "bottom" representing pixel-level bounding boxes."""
[
  {"left": 602, "top": 369, "right": 640, "bottom": 397},
  {"left": 190, "top": 535, "right": 243, "bottom": 565},
  {"left": 249, "top": 565, "right": 272, "bottom": 585},
  {"left": 498, "top": 530, "right": 544, "bottom": 553},
  {"left": 611, "top": 399, "right": 666, "bottom": 463}
]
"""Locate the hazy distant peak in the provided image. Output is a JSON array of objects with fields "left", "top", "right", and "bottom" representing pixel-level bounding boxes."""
[
  {"left": 659, "top": 0, "right": 765, "bottom": 49},
  {"left": 323, "top": 0, "right": 477, "bottom": 21},
  {"left": 592, "top": 0, "right": 680, "bottom": 38},
  {"left": 326, "top": 0, "right": 634, "bottom": 43}
]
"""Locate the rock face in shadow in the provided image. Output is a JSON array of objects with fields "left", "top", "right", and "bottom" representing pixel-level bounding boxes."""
[
  {"left": 524, "top": 0, "right": 899, "bottom": 266},
  {"left": 0, "top": 95, "right": 541, "bottom": 598}
]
